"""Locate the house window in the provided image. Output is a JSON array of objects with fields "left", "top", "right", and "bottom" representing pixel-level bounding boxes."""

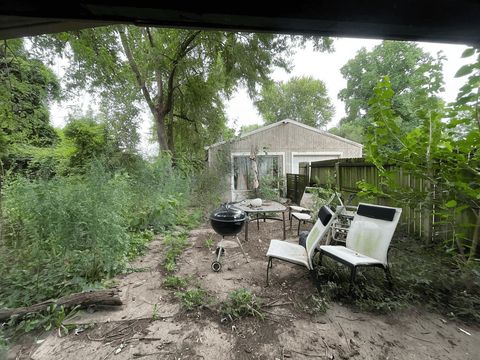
[{"left": 233, "top": 155, "right": 283, "bottom": 190}]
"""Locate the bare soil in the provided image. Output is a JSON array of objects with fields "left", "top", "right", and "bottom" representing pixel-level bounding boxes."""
[{"left": 7, "top": 219, "right": 479, "bottom": 360}]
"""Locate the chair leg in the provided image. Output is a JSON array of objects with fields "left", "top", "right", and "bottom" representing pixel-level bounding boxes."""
[
  {"left": 297, "top": 219, "right": 301, "bottom": 235},
  {"left": 349, "top": 266, "right": 357, "bottom": 295},
  {"left": 266, "top": 257, "right": 273, "bottom": 287}
]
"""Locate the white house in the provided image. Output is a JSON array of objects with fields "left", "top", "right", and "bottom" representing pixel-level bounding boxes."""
[{"left": 206, "top": 119, "right": 363, "bottom": 201}]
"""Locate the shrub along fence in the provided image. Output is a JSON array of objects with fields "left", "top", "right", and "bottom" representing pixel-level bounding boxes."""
[{"left": 287, "top": 157, "right": 477, "bottom": 245}]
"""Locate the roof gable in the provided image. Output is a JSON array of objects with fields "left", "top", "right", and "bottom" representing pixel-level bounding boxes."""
[{"left": 206, "top": 119, "right": 363, "bottom": 149}]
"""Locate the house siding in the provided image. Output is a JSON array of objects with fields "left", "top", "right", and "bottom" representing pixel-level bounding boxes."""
[{"left": 207, "top": 120, "right": 362, "bottom": 201}]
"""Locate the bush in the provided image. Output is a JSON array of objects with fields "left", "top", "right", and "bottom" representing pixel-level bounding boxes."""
[
  {"left": 0, "top": 156, "right": 193, "bottom": 309},
  {"left": 0, "top": 162, "right": 131, "bottom": 307},
  {"left": 190, "top": 145, "right": 231, "bottom": 214},
  {"left": 126, "top": 156, "right": 190, "bottom": 233},
  {"left": 163, "top": 276, "right": 188, "bottom": 290},
  {"left": 175, "top": 288, "right": 208, "bottom": 311},
  {"left": 221, "top": 289, "right": 264, "bottom": 321}
]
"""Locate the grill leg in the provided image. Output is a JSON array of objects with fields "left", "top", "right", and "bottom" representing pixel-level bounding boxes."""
[{"left": 235, "top": 236, "right": 249, "bottom": 263}]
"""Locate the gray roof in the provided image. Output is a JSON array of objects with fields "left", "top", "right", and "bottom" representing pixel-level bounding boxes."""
[{"left": 205, "top": 119, "right": 363, "bottom": 150}]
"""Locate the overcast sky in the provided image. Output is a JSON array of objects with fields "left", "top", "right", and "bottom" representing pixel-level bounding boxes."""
[
  {"left": 225, "top": 37, "right": 470, "bottom": 132},
  {"left": 49, "top": 37, "right": 470, "bottom": 154}
]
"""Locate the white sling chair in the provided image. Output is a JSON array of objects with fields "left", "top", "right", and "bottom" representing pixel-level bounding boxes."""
[
  {"left": 289, "top": 188, "right": 315, "bottom": 235},
  {"left": 319, "top": 203, "right": 402, "bottom": 291},
  {"left": 266, "top": 205, "right": 336, "bottom": 286}
]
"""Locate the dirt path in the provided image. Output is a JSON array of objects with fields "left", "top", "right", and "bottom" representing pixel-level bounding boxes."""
[{"left": 10, "top": 221, "right": 479, "bottom": 360}]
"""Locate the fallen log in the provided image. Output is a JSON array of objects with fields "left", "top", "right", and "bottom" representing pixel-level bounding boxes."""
[{"left": 0, "top": 288, "right": 122, "bottom": 322}]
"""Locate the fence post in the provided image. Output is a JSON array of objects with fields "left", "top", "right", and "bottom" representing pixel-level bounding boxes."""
[
  {"left": 294, "top": 174, "right": 298, "bottom": 204},
  {"left": 334, "top": 162, "right": 341, "bottom": 191}
]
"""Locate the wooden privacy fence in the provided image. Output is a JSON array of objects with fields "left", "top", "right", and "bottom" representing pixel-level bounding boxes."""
[
  {"left": 286, "top": 157, "right": 476, "bottom": 243},
  {"left": 286, "top": 174, "right": 308, "bottom": 205}
]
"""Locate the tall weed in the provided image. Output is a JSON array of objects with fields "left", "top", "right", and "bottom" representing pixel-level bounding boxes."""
[
  {"left": 126, "top": 156, "right": 189, "bottom": 232},
  {"left": 0, "top": 157, "right": 192, "bottom": 309},
  {"left": 1, "top": 162, "right": 130, "bottom": 307}
]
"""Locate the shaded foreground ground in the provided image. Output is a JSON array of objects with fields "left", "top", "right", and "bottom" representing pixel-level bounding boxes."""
[{"left": 9, "top": 219, "right": 479, "bottom": 360}]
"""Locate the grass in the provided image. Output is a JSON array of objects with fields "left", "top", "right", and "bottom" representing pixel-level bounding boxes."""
[
  {"left": 175, "top": 289, "right": 209, "bottom": 311},
  {"left": 163, "top": 275, "right": 189, "bottom": 290},
  {"left": 204, "top": 237, "right": 215, "bottom": 250},
  {"left": 163, "top": 231, "right": 189, "bottom": 273},
  {"left": 314, "top": 234, "right": 480, "bottom": 322},
  {"left": 221, "top": 289, "right": 264, "bottom": 321}
]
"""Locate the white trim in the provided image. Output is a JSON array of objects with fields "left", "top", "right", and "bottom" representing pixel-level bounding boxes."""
[
  {"left": 291, "top": 151, "right": 342, "bottom": 175},
  {"left": 230, "top": 151, "right": 286, "bottom": 193},
  {"left": 205, "top": 119, "right": 363, "bottom": 150}
]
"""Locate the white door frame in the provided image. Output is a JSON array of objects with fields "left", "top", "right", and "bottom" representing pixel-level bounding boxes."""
[{"left": 291, "top": 151, "right": 342, "bottom": 174}]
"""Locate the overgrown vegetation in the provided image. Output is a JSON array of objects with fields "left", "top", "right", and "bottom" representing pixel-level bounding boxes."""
[
  {"left": 221, "top": 289, "right": 264, "bottom": 321},
  {"left": 163, "top": 232, "right": 189, "bottom": 273},
  {"left": 0, "top": 157, "right": 191, "bottom": 310},
  {"left": 175, "top": 288, "right": 209, "bottom": 311},
  {"left": 163, "top": 276, "right": 189, "bottom": 290},
  {"left": 359, "top": 47, "right": 480, "bottom": 261}
]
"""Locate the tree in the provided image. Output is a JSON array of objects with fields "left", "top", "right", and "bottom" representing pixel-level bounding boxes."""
[
  {"left": 63, "top": 117, "right": 109, "bottom": 169},
  {"left": 360, "top": 65, "right": 479, "bottom": 261},
  {"left": 254, "top": 76, "right": 334, "bottom": 128},
  {"left": 0, "top": 39, "right": 60, "bottom": 176},
  {"left": 334, "top": 41, "right": 444, "bottom": 143},
  {"left": 34, "top": 27, "right": 332, "bottom": 155},
  {"left": 239, "top": 124, "right": 262, "bottom": 135},
  {"left": 0, "top": 39, "right": 59, "bottom": 150},
  {"left": 328, "top": 122, "right": 363, "bottom": 143}
]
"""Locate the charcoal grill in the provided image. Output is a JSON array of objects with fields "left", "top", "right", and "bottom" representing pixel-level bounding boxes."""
[{"left": 209, "top": 203, "right": 249, "bottom": 271}]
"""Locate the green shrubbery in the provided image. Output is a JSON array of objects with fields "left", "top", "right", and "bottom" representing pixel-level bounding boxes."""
[
  {"left": 221, "top": 289, "right": 264, "bottom": 320},
  {"left": 0, "top": 156, "right": 191, "bottom": 309}
]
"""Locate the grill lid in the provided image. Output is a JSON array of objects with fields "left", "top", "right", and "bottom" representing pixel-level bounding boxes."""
[{"left": 210, "top": 203, "right": 246, "bottom": 222}]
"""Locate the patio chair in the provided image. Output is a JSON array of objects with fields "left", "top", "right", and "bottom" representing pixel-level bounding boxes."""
[
  {"left": 289, "top": 188, "right": 315, "bottom": 234},
  {"left": 291, "top": 190, "right": 342, "bottom": 235},
  {"left": 318, "top": 203, "right": 402, "bottom": 292},
  {"left": 266, "top": 205, "right": 337, "bottom": 286}
]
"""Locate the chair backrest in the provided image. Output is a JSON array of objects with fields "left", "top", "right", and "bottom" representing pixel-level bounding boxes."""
[
  {"left": 346, "top": 203, "right": 402, "bottom": 266},
  {"left": 299, "top": 190, "right": 315, "bottom": 209},
  {"left": 305, "top": 205, "right": 336, "bottom": 269}
]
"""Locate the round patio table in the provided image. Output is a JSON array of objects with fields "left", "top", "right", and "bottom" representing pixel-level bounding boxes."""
[{"left": 233, "top": 200, "right": 287, "bottom": 242}]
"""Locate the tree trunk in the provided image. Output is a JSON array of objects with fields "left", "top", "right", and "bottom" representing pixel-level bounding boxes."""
[
  {"left": 0, "top": 289, "right": 122, "bottom": 322},
  {"left": 468, "top": 210, "right": 480, "bottom": 263},
  {"left": 154, "top": 110, "right": 170, "bottom": 152},
  {"left": 166, "top": 113, "right": 175, "bottom": 154}
]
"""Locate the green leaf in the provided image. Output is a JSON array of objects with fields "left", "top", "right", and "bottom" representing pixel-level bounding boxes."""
[
  {"left": 445, "top": 200, "right": 457, "bottom": 208},
  {"left": 454, "top": 64, "right": 474, "bottom": 78},
  {"left": 461, "top": 48, "right": 475, "bottom": 58}
]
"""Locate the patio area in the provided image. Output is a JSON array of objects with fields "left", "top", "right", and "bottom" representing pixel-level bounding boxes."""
[{"left": 21, "top": 219, "right": 479, "bottom": 360}]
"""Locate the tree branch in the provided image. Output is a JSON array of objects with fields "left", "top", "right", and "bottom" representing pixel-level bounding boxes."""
[
  {"left": 117, "top": 27, "right": 156, "bottom": 115},
  {"left": 173, "top": 113, "right": 200, "bottom": 133},
  {"left": 173, "top": 113, "right": 194, "bottom": 122},
  {"left": 145, "top": 27, "right": 155, "bottom": 48},
  {"left": 163, "top": 31, "right": 202, "bottom": 115}
]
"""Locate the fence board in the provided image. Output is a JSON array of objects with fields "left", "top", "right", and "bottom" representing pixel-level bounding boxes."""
[{"left": 293, "top": 157, "right": 477, "bottom": 244}]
